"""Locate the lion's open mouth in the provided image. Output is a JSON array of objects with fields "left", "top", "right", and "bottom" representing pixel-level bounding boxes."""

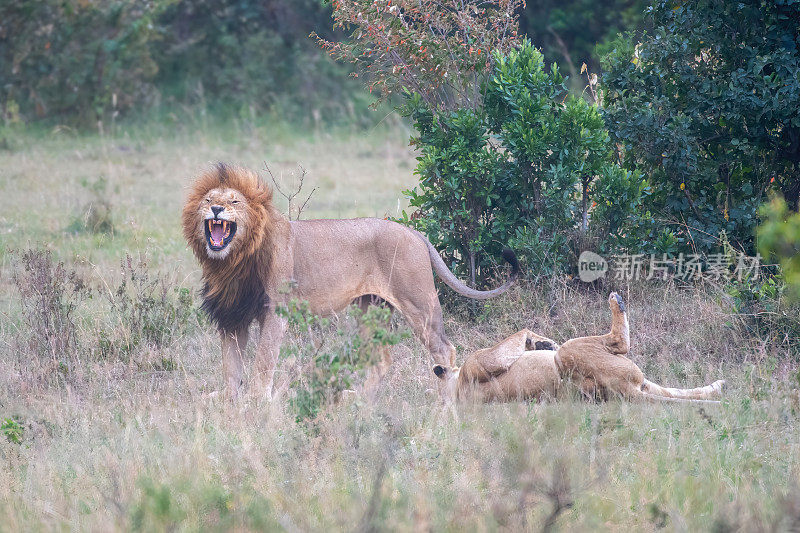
[{"left": 204, "top": 218, "right": 237, "bottom": 251}]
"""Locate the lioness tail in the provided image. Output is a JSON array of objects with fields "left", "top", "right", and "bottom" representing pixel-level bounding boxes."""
[{"left": 641, "top": 379, "right": 726, "bottom": 401}]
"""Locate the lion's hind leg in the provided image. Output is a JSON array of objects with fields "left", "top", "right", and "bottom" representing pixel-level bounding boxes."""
[
  {"left": 254, "top": 311, "right": 289, "bottom": 401},
  {"left": 393, "top": 294, "right": 456, "bottom": 369}
]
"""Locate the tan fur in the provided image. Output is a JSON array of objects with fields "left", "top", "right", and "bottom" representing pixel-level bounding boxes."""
[
  {"left": 435, "top": 330, "right": 561, "bottom": 402},
  {"left": 437, "top": 293, "right": 724, "bottom": 404},
  {"left": 182, "top": 164, "right": 517, "bottom": 399},
  {"left": 555, "top": 292, "right": 724, "bottom": 403}
]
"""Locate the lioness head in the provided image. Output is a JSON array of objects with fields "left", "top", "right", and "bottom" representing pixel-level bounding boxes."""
[{"left": 182, "top": 163, "right": 275, "bottom": 263}]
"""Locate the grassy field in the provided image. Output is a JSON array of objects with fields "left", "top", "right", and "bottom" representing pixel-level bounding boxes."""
[{"left": 1, "top": 119, "right": 800, "bottom": 531}]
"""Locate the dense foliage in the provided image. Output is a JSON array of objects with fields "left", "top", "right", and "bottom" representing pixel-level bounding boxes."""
[
  {"left": 0, "top": 0, "right": 646, "bottom": 127},
  {"left": 519, "top": 0, "right": 646, "bottom": 87},
  {"left": 0, "top": 0, "right": 361, "bottom": 126},
  {"left": 400, "top": 42, "right": 648, "bottom": 285},
  {"left": 0, "top": 1, "right": 164, "bottom": 125},
  {"left": 155, "top": 0, "right": 364, "bottom": 123},
  {"left": 602, "top": 0, "right": 800, "bottom": 254},
  {"left": 317, "top": 0, "right": 523, "bottom": 113}
]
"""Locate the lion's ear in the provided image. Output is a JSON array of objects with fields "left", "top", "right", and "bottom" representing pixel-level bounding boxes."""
[{"left": 433, "top": 365, "right": 448, "bottom": 378}]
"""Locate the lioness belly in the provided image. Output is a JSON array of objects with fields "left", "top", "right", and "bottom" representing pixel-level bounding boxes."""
[{"left": 476, "top": 350, "right": 560, "bottom": 402}]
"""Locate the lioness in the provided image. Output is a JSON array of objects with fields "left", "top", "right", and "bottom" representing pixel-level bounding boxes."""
[
  {"left": 182, "top": 163, "right": 519, "bottom": 399},
  {"left": 556, "top": 292, "right": 725, "bottom": 402},
  {"left": 435, "top": 293, "right": 724, "bottom": 403},
  {"left": 433, "top": 330, "right": 561, "bottom": 402}
]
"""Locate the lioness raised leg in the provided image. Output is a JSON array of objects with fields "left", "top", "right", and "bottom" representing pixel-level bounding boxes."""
[{"left": 555, "top": 293, "right": 725, "bottom": 403}]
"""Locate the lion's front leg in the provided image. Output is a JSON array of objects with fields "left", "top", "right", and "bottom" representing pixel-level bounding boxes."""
[
  {"left": 253, "top": 311, "right": 288, "bottom": 401},
  {"left": 222, "top": 328, "right": 249, "bottom": 400}
]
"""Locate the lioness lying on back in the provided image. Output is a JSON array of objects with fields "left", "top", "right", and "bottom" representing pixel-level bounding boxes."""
[
  {"left": 434, "top": 293, "right": 725, "bottom": 403},
  {"left": 433, "top": 329, "right": 562, "bottom": 402}
]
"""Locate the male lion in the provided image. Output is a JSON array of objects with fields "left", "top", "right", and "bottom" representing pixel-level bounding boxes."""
[
  {"left": 434, "top": 293, "right": 724, "bottom": 403},
  {"left": 182, "top": 163, "right": 519, "bottom": 398}
]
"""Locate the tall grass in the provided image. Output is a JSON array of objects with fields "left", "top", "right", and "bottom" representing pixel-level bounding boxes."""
[{"left": 1, "top": 119, "right": 799, "bottom": 530}]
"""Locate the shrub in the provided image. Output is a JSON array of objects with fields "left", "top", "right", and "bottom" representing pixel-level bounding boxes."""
[
  {"left": 277, "top": 299, "right": 408, "bottom": 422},
  {"left": 130, "top": 479, "right": 186, "bottom": 532},
  {"left": 485, "top": 42, "right": 653, "bottom": 261},
  {"left": 322, "top": 2, "right": 653, "bottom": 283},
  {"left": 97, "top": 255, "right": 199, "bottom": 363},
  {"left": 602, "top": 0, "right": 800, "bottom": 254},
  {"left": 130, "top": 477, "right": 280, "bottom": 531},
  {"left": 400, "top": 100, "right": 515, "bottom": 286},
  {"left": 1, "top": 417, "right": 24, "bottom": 445},
  {"left": 10, "top": 248, "right": 199, "bottom": 372},
  {"left": 317, "top": 0, "right": 523, "bottom": 113},
  {"left": 400, "top": 41, "right": 649, "bottom": 283},
  {"left": 11, "top": 249, "right": 91, "bottom": 379}
]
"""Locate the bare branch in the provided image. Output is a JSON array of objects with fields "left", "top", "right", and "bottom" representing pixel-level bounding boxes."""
[{"left": 264, "top": 162, "right": 317, "bottom": 220}]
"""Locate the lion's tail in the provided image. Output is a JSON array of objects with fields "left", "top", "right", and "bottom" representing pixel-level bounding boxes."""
[
  {"left": 640, "top": 379, "right": 726, "bottom": 402},
  {"left": 413, "top": 230, "right": 520, "bottom": 300}
]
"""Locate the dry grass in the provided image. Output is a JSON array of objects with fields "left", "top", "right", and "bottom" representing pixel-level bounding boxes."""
[{"left": 1, "top": 121, "right": 800, "bottom": 531}]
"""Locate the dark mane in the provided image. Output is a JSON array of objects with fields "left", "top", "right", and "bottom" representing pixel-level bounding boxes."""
[{"left": 201, "top": 260, "right": 268, "bottom": 333}]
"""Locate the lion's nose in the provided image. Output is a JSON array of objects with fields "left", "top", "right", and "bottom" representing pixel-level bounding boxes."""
[{"left": 211, "top": 205, "right": 224, "bottom": 217}]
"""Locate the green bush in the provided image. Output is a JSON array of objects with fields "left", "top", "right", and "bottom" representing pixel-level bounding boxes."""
[
  {"left": 2, "top": 417, "right": 24, "bottom": 445},
  {"left": 0, "top": 0, "right": 365, "bottom": 126},
  {"left": 602, "top": 0, "right": 800, "bottom": 254},
  {"left": 401, "top": 41, "right": 650, "bottom": 284},
  {"left": 486, "top": 43, "right": 654, "bottom": 259},
  {"left": 277, "top": 299, "right": 408, "bottom": 422},
  {"left": 0, "top": 1, "right": 165, "bottom": 126},
  {"left": 758, "top": 196, "right": 800, "bottom": 301},
  {"left": 400, "top": 101, "right": 515, "bottom": 286},
  {"left": 130, "top": 477, "right": 280, "bottom": 531}
]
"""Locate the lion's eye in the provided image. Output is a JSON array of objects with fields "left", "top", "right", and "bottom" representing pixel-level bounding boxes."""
[
  {"left": 205, "top": 198, "right": 211, "bottom": 202},
  {"left": 231, "top": 200, "right": 240, "bottom": 204}
]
